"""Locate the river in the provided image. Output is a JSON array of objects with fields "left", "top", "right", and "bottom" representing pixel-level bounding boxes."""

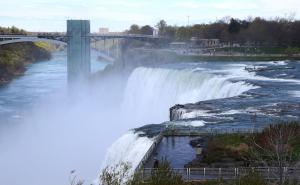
[{"left": 0, "top": 52, "right": 300, "bottom": 185}]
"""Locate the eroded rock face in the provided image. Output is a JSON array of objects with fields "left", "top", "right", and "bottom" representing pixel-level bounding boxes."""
[{"left": 169, "top": 104, "right": 185, "bottom": 121}]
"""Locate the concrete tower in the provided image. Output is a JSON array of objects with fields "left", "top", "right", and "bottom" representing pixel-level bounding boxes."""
[{"left": 67, "top": 20, "right": 91, "bottom": 83}]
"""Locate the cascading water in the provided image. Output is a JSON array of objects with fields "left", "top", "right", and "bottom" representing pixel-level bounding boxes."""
[
  {"left": 0, "top": 59, "right": 259, "bottom": 185},
  {"left": 101, "top": 66, "right": 257, "bottom": 176},
  {"left": 121, "top": 67, "right": 257, "bottom": 124}
]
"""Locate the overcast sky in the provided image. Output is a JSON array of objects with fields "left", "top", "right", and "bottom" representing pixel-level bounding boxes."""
[{"left": 0, "top": 0, "right": 299, "bottom": 32}]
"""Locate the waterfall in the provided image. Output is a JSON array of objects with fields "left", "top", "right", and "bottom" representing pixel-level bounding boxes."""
[
  {"left": 102, "top": 66, "right": 257, "bottom": 178},
  {"left": 121, "top": 67, "right": 257, "bottom": 124}
]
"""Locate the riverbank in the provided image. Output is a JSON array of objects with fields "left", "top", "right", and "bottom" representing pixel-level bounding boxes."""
[
  {"left": 177, "top": 54, "right": 300, "bottom": 62},
  {"left": 0, "top": 42, "right": 52, "bottom": 85},
  {"left": 124, "top": 48, "right": 300, "bottom": 65}
]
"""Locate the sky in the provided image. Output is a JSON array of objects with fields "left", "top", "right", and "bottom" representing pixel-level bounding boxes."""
[{"left": 0, "top": 0, "right": 299, "bottom": 32}]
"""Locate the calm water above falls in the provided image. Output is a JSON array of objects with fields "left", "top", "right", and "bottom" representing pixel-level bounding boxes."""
[{"left": 0, "top": 54, "right": 300, "bottom": 185}]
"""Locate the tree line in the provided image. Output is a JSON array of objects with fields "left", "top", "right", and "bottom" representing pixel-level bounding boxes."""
[
  {"left": 0, "top": 26, "right": 27, "bottom": 35},
  {"left": 127, "top": 17, "right": 300, "bottom": 47}
]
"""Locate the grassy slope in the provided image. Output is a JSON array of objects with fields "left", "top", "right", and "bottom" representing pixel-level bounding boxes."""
[{"left": 0, "top": 42, "right": 51, "bottom": 84}]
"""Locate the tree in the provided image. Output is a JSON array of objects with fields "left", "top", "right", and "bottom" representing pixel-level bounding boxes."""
[
  {"left": 251, "top": 122, "right": 300, "bottom": 185},
  {"left": 140, "top": 25, "right": 153, "bottom": 35},
  {"left": 128, "top": 24, "right": 140, "bottom": 34},
  {"left": 176, "top": 26, "right": 191, "bottom": 41},
  {"left": 99, "top": 160, "right": 185, "bottom": 185},
  {"left": 156, "top": 20, "right": 167, "bottom": 36},
  {"left": 69, "top": 170, "right": 84, "bottom": 185},
  {"left": 228, "top": 18, "right": 241, "bottom": 34},
  {"left": 146, "top": 160, "right": 184, "bottom": 185},
  {"left": 100, "top": 162, "right": 132, "bottom": 185},
  {"left": 127, "top": 16, "right": 300, "bottom": 47}
]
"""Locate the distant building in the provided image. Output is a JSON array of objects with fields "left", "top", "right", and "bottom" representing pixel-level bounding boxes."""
[
  {"left": 191, "top": 37, "right": 220, "bottom": 48},
  {"left": 99, "top": 27, "right": 109, "bottom": 34},
  {"left": 152, "top": 29, "right": 159, "bottom": 36}
]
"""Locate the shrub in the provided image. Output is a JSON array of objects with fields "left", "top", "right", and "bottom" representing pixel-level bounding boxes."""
[{"left": 232, "top": 171, "right": 267, "bottom": 185}]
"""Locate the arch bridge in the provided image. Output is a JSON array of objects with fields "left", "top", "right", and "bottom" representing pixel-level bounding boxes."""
[{"left": 0, "top": 20, "right": 164, "bottom": 83}]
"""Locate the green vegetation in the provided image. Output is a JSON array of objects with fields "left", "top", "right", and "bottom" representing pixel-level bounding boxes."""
[
  {"left": 0, "top": 26, "right": 26, "bottom": 35},
  {"left": 0, "top": 26, "right": 53, "bottom": 85},
  {"left": 0, "top": 42, "right": 51, "bottom": 85},
  {"left": 157, "top": 17, "right": 300, "bottom": 48},
  {"left": 98, "top": 160, "right": 300, "bottom": 185},
  {"left": 100, "top": 160, "right": 184, "bottom": 185},
  {"left": 127, "top": 24, "right": 154, "bottom": 35},
  {"left": 128, "top": 17, "right": 300, "bottom": 55},
  {"left": 193, "top": 172, "right": 268, "bottom": 185},
  {"left": 140, "top": 160, "right": 184, "bottom": 185},
  {"left": 34, "top": 41, "right": 59, "bottom": 52},
  {"left": 96, "top": 123, "right": 300, "bottom": 185},
  {"left": 201, "top": 122, "right": 300, "bottom": 166},
  {"left": 203, "top": 133, "right": 251, "bottom": 164}
]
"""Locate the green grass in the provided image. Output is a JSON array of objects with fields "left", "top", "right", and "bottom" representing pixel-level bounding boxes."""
[
  {"left": 202, "top": 122, "right": 300, "bottom": 165},
  {"left": 213, "top": 134, "right": 250, "bottom": 147},
  {"left": 202, "top": 134, "right": 252, "bottom": 164},
  {"left": 34, "top": 42, "right": 55, "bottom": 51}
]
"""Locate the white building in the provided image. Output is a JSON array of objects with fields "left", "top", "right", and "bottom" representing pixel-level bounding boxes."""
[
  {"left": 152, "top": 29, "right": 159, "bottom": 36},
  {"left": 191, "top": 37, "right": 220, "bottom": 48},
  {"left": 99, "top": 27, "right": 109, "bottom": 34}
]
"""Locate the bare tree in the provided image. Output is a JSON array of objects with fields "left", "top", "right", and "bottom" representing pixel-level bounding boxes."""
[
  {"left": 69, "top": 170, "right": 84, "bottom": 185},
  {"left": 100, "top": 162, "right": 132, "bottom": 185},
  {"left": 250, "top": 122, "right": 300, "bottom": 185}
]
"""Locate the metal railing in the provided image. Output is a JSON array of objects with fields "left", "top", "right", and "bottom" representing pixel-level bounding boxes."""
[
  {"left": 134, "top": 133, "right": 164, "bottom": 173},
  {"left": 141, "top": 167, "right": 300, "bottom": 181}
]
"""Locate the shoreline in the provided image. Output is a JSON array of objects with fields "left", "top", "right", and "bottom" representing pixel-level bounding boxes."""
[
  {"left": 176, "top": 54, "right": 300, "bottom": 62},
  {"left": 0, "top": 42, "right": 53, "bottom": 86}
]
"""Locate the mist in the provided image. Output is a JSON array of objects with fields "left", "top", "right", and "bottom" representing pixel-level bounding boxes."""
[{"left": 0, "top": 55, "right": 256, "bottom": 185}]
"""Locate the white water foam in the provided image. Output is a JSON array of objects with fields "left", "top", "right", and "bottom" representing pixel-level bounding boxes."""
[
  {"left": 100, "top": 132, "right": 154, "bottom": 178},
  {"left": 121, "top": 67, "right": 257, "bottom": 125},
  {"left": 102, "top": 67, "right": 257, "bottom": 176},
  {"left": 219, "top": 63, "right": 300, "bottom": 84},
  {"left": 170, "top": 120, "right": 206, "bottom": 127},
  {"left": 288, "top": 91, "right": 300, "bottom": 98}
]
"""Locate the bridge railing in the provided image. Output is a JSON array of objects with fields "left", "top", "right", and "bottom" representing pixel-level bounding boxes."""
[
  {"left": 140, "top": 167, "right": 300, "bottom": 182},
  {"left": 0, "top": 33, "right": 164, "bottom": 40}
]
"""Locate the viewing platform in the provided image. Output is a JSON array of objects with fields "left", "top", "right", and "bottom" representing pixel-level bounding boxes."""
[{"left": 133, "top": 127, "right": 300, "bottom": 182}]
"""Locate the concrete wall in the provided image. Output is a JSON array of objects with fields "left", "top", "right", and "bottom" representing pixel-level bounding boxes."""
[{"left": 67, "top": 20, "right": 91, "bottom": 83}]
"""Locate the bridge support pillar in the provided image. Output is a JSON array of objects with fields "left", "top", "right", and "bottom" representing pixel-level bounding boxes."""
[{"left": 67, "top": 20, "right": 90, "bottom": 83}]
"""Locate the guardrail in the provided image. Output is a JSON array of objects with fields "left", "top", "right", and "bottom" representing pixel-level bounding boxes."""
[
  {"left": 134, "top": 133, "right": 164, "bottom": 173},
  {"left": 141, "top": 167, "right": 300, "bottom": 181},
  {"left": 134, "top": 127, "right": 265, "bottom": 176}
]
